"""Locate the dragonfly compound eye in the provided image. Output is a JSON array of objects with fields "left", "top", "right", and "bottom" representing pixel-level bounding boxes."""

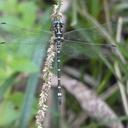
[{"left": 59, "top": 21, "right": 64, "bottom": 28}]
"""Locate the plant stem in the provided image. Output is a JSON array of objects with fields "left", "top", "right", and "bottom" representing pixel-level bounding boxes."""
[
  {"left": 115, "top": 17, "right": 128, "bottom": 115},
  {"left": 103, "top": 0, "right": 113, "bottom": 34},
  {"left": 116, "top": 17, "right": 123, "bottom": 42},
  {"left": 114, "top": 62, "right": 128, "bottom": 115},
  {"left": 36, "top": 36, "right": 56, "bottom": 128},
  {"left": 57, "top": 0, "right": 62, "bottom": 12}
]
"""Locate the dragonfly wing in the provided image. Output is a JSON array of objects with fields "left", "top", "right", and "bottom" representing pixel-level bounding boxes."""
[
  {"left": 61, "top": 39, "right": 116, "bottom": 60},
  {"left": 0, "top": 43, "right": 50, "bottom": 75},
  {"left": 0, "top": 21, "right": 52, "bottom": 45},
  {"left": 62, "top": 22, "right": 117, "bottom": 60},
  {"left": 0, "top": 20, "right": 50, "bottom": 73},
  {"left": 64, "top": 22, "right": 115, "bottom": 44}
]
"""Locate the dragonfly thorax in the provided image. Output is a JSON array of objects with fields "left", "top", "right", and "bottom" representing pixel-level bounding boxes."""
[{"left": 52, "top": 20, "right": 64, "bottom": 42}]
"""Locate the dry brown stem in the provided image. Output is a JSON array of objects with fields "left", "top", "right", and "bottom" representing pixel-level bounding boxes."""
[{"left": 36, "top": 37, "right": 56, "bottom": 128}]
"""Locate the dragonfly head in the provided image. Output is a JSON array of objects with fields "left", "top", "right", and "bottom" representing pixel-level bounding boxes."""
[
  {"left": 52, "top": 20, "right": 64, "bottom": 41},
  {"left": 52, "top": 20, "right": 64, "bottom": 30}
]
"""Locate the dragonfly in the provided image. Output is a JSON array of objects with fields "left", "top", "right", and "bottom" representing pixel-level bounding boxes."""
[{"left": 0, "top": 19, "right": 120, "bottom": 104}]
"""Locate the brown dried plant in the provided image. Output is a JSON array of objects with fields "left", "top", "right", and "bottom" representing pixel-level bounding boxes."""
[{"left": 36, "top": 36, "right": 56, "bottom": 128}]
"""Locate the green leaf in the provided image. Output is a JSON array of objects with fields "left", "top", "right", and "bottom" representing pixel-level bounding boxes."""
[
  {"left": 0, "top": 0, "right": 5, "bottom": 11},
  {"left": 0, "top": 68, "right": 9, "bottom": 81},
  {"left": 19, "top": 48, "right": 44, "bottom": 128},
  {"left": 97, "top": 71, "right": 111, "bottom": 94},
  {"left": 0, "top": 101, "right": 20, "bottom": 126},
  {"left": 118, "top": 43, "right": 128, "bottom": 59},
  {"left": 19, "top": 24, "right": 50, "bottom": 128},
  {"left": 10, "top": 58, "right": 39, "bottom": 73},
  {"left": 18, "top": 1, "right": 38, "bottom": 27},
  {"left": 89, "top": 0, "right": 101, "bottom": 17},
  {"left": 71, "top": 0, "right": 78, "bottom": 26},
  {"left": 3, "top": 0, "right": 18, "bottom": 14},
  {"left": 0, "top": 73, "right": 19, "bottom": 98},
  {"left": 9, "top": 92, "right": 25, "bottom": 107}
]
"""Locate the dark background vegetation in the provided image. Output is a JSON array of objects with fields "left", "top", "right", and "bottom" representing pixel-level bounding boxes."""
[{"left": 0, "top": 0, "right": 128, "bottom": 128}]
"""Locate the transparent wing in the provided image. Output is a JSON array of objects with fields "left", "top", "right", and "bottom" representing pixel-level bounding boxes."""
[
  {"left": 0, "top": 20, "right": 115, "bottom": 46},
  {"left": 62, "top": 22, "right": 117, "bottom": 61},
  {"left": 0, "top": 19, "right": 127, "bottom": 84},
  {"left": 0, "top": 21, "right": 52, "bottom": 45},
  {"left": 64, "top": 22, "right": 116, "bottom": 43},
  {"left": 0, "top": 20, "right": 51, "bottom": 74},
  {"left": 60, "top": 39, "right": 116, "bottom": 61},
  {"left": 0, "top": 20, "right": 122, "bottom": 61},
  {"left": 0, "top": 22, "right": 51, "bottom": 34}
]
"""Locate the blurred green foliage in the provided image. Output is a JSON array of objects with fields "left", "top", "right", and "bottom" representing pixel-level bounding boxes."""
[
  {"left": 0, "top": 0, "right": 128, "bottom": 128},
  {"left": 0, "top": 0, "right": 51, "bottom": 127}
]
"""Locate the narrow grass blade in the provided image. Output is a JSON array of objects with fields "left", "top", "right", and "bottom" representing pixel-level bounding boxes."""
[
  {"left": 0, "top": 73, "right": 19, "bottom": 99},
  {"left": 19, "top": 41, "right": 48, "bottom": 128}
]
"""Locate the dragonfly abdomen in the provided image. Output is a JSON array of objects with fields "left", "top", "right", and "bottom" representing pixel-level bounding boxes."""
[{"left": 53, "top": 19, "right": 64, "bottom": 105}]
